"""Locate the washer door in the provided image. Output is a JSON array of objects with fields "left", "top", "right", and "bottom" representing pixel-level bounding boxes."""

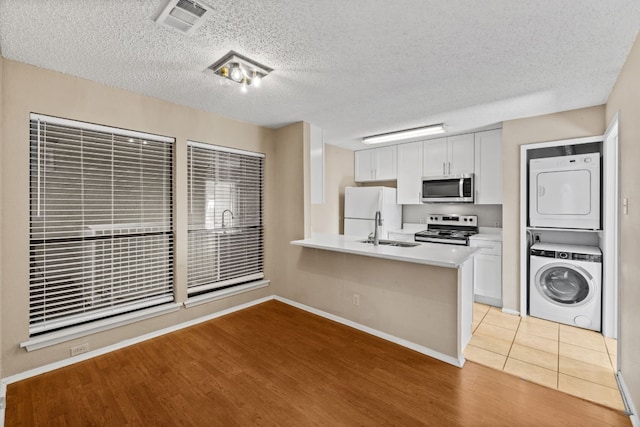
[{"left": 535, "top": 263, "right": 595, "bottom": 307}]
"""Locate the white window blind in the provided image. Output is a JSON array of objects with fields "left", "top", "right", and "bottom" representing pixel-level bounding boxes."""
[
  {"left": 29, "top": 114, "right": 174, "bottom": 335},
  {"left": 187, "top": 142, "right": 264, "bottom": 295}
]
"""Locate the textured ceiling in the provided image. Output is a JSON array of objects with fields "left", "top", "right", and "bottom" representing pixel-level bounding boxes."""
[{"left": 0, "top": 1, "right": 638, "bottom": 150}]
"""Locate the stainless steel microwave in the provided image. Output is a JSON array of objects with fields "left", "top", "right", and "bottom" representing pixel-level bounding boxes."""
[{"left": 421, "top": 174, "right": 474, "bottom": 203}]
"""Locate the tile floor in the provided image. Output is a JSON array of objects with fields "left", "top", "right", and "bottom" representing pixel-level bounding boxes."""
[{"left": 465, "top": 303, "right": 624, "bottom": 410}]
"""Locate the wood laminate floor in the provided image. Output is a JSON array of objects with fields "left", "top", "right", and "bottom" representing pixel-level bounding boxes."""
[{"left": 6, "top": 300, "right": 631, "bottom": 426}]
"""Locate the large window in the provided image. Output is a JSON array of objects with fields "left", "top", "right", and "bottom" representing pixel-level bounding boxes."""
[
  {"left": 187, "top": 142, "right": 264, "bottom": 295},
  {"left": 29, "top": 114, "right": 174, "bottom": 335}
]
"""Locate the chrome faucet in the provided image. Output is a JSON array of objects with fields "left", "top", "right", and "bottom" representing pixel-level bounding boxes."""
[
  {"left": 373, "top": 210, "right": 382, "bottom": 246},
  {"left": 221, "top": 209, "right": 234, "bottom": 228}
]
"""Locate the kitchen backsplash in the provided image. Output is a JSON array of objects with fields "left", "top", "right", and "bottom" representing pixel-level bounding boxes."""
[{"left": 403, "top": 204, "right": 503, "bottom": 228}]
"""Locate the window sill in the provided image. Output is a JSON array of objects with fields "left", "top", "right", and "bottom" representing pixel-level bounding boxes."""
[
  {"left": 184, "top": 279, "right": 270, "bottom": 308},
  {"left": 20, "top": 302, "right": 182, "bottom": 352}
]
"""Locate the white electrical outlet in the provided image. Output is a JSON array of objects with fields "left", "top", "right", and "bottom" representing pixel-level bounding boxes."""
[
  {"left": 70, "top": 343, "right": 89, "bottom": 357},
  {"left": 353, "top": 294, "right": 360, "bottom": 306}
]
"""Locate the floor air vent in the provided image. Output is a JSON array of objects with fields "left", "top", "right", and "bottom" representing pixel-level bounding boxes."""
[{"left": 154, "top": 0, "right": 211, "bottom": 35}]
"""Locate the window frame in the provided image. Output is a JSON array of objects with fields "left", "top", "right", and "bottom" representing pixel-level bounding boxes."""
[
  {"left": 27, "top": 113, "right": 176, "bottom": 337},
  {"left": 186, "top": 140, "right": 265, "bottom": 297}
]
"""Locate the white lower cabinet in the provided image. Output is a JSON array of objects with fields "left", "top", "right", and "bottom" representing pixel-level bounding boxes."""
[{"left": 469, "top": 237, "right": 502, "bottom": 307}]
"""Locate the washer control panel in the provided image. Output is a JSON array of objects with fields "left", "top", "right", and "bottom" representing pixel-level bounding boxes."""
[{"left": 530, "top": 248, "right": 602, "bottom": 263}]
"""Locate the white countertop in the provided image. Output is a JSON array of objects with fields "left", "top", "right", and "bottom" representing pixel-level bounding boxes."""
[
  {"left": 291, "top": 234, "right": 477, "bottom": 268},
  {"left": 471, "top": 227, "right": 503, "bottom": 242}
]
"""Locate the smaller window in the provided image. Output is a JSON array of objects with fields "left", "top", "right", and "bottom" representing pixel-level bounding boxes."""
[{"left": 187, "top": 142, "right": 265, "bottom": 295}]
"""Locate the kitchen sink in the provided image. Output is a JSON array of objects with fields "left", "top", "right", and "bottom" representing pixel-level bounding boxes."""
[{"left": 358, "top": 239, "right": 420, "bottom": 248}]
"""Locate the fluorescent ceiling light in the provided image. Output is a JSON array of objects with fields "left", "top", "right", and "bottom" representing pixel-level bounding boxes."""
[{"left": 362, "top": 124, "right": 446, "bottom": 144}]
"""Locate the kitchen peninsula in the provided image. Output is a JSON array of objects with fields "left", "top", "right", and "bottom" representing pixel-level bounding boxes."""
[{"left": 291, "top": 234, "right": 476, "bottom": 367}]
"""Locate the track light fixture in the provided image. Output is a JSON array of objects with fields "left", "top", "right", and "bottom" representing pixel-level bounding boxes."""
[{"left": 209, "top": 50, "right": 273, "bottom": 93}]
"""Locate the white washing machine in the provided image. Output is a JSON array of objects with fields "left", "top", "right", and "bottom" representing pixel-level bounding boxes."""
[
  {"left": 529, "top": 153, "right": 601, "bottom": 230},
  {"left": 529, "top": 243, "right": 602, "bottom": 331}
]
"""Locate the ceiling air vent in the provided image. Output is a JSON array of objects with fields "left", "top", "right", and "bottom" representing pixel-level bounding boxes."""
[{"left": 154, "top": 0, "right": 211, "bottom": 35}]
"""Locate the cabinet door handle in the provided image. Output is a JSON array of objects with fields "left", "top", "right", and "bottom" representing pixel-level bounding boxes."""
[
  {"left": 448, "top": 161, "right": 451, "bottom": 175},
  {"left": 442, "top": 162, "right": 445, "bottom": 175},
  {"left": 418, "top": 191, "right": 422, "bottom": 202}
]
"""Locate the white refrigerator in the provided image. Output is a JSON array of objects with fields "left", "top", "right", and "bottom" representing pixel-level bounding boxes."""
[{"left": 343, "top": 186, "right": 402, "bottom": 238}]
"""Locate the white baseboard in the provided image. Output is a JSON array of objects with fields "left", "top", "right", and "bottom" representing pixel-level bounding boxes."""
[
  {"left": 501, "top": 307, "right": 520, "bottom": 316},
  {"left": 617, "top": 372, "right": 639, "bottom": 426},
  {"left": 274, "top": 296, "right": 463, "bottom": 367},
  {"left": 0, "top": 381, "right": 5, "bottom": 427}
]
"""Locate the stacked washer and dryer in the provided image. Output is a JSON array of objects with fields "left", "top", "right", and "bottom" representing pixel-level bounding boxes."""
[{"left": 528, "top": 152, "right": 602, "bottom": 331}]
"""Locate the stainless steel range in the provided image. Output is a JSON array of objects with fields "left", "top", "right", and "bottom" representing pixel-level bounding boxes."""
[{"left": 414, "top": 215, "right": 478, "bottom": 246}]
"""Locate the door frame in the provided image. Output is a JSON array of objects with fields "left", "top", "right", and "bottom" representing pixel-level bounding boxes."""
[{"left": 602, "top": 113, "right": 620, "bottom": 343}]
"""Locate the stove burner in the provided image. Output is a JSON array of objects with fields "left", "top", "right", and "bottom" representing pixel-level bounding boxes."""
[{"left": 414, "top": 214, "right": 479, "bottom": 245}]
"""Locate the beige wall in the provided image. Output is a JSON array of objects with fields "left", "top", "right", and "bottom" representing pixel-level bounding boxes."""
[
  {"left": 311, "top": 144, "right": 354, "bottom": 234},
  {"left": 0, "top": 60, "right": 278, "bottom": 376},
  {"left": 606, "top": 32, "right": 640, "bottom": 414},
  {"left": 274, "top": 122, "right": 308, "bottom": 243},
  {"left": 272, "top": 123, "right": 461, "bottom": 358},
  {"left": 501, "top": 105, "right": 606, "bottom": 311}
]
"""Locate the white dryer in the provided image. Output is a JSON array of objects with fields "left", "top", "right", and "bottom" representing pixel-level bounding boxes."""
[
  {"left": 529, "top": 243, "right": 602, "bottom": 331},
  {"left": 529, "top": 153, "right": 601, "bottom": 230}
]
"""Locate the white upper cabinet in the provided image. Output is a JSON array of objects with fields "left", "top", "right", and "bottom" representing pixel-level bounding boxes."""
[
  {"left": 355, "top": 129, "right": 502, "bottom": 206},
  {"left": 422, "top": 137, "right": 448, "bottom": 177},
  {"left": 396, "top": 141, "right": 423, "bottom": 204},
  {"left": 448, "top": 134, "right": 475, "bottom": 175},
  {"left": 422, "top": 134, "right": 474, "bottom": 177},
  {"left": 375, "top": 145, "right": 397, "bottom": 180},
  {"left": 474, "top": 129, "right": 502, "bottom": 204},
  {"left": 355, "top": 150, "right": 374, "bottom": 181},
  {"left": 355, "top": 145, "right": 397, "bottom": 182}
]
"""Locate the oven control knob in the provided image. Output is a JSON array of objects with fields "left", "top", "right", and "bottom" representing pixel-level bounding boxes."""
[
  {"left": 463, "top": 218, "right": 468, "bottom": 222},
  {"left": 584, "top": 157, "right": 592, "bottom": 163},
  {"left": 558, "top": 252, "right": 569, "bottom": 259}
]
